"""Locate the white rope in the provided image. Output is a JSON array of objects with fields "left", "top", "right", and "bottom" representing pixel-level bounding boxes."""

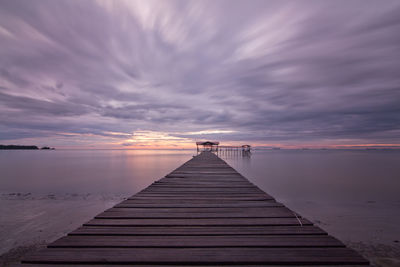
[{"left": 293, "top": 211, "right": 303, "bottom": 226}]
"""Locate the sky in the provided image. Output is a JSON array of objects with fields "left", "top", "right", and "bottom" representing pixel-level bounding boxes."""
[{"left": 0, "top": 0, "right": 400, "bottom": 149}]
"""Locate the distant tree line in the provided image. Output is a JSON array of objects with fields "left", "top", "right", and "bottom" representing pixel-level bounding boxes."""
[
  {"left": 0, "top": 145, "right": 55, "bottom": 150},
  {"left": 0, "top": 145, "right": 38, "bottom": 150}
]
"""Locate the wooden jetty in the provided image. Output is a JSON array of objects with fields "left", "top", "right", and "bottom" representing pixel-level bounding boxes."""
[
  {"left": 196, "top": 141, "right": 251, "bottom": 157},
  {"left": 22, "top": 151, "right": 368, "bottom": 266}
]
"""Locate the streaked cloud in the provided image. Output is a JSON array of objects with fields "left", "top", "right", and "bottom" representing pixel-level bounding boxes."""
[{"left": 0, "top": 0, "right": 399, "bottom": 148}]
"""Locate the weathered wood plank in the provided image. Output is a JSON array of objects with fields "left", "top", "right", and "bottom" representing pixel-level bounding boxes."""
[
  {"left": 128, "top": 196, "right": 273, "bottom": 202},
  {"left": 106, "top": 207, "right": 288, "bottom": 213},
  {"left": 22, "top": 247, "right": 368, "bottom": 265},
  {"left": 117, "top": 199, "right": 278, "bottom": 204},
  {"left": 70, "top": 225, "right": 327, "bottom": 236},
  {"left": 115, "top": 202, "right": 284, "bottom": 208},
  {"left": 49, "top": 235, "right": 344, "bottom": 248},
  {"left": 84, "top": 217, "right": 312, "bottom": 226},
  {"left": 140, "top": 188, "right": 264, "bottom": 192},
  {"left": 96, "top": 207, "right": 298, "bottom": 218},
  {"left": 134, "top": 193, "right": 271, "bottom": 197},
  {"left": 21, "top": 264, "right": 369, "bottom": 267}
]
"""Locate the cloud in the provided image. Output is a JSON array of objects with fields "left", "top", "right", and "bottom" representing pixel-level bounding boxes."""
[{"left": 0, "top": 0, "right": 399, "bottom": 147}]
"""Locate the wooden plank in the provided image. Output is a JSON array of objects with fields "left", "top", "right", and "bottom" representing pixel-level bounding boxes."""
[
  {"left": 134, "top": 192, "right": 270, "bottom": 196},
  {"left": 115, "top": 202, "right": 284, "bottom": 208},
  {"left": 21, "top": 265, "right": 369, "bottom": 267},
  {"left": 117, "top": 199, "right": 278, "bottom": 204},
  {"left": 96, "top": 207, "right": 298, "bottom": 218},
  {"left": 84, "top": 217, "right": 312, "bottom": 226},
  {"left": 131, "top": 196, "right": 273, "bottom": 200},
  {"left": 70, "top": 225, "right": 327, "bottom": 236},
  {"left": 22, "top": 247, "right": 369, "bottom": 265},
  {"left": 154, "top": 180, "right": 254, "bottom": 184},
  {"left": 95, "top": 213, "right": 297, "bottom": 219},
  {"left": 49, "top": 235, "right": 344, "bottom": 248},
  {"left": 128, "top": 196, "right": 274, "bottom": 200},
  {"left": 152, "top": 183, "right": 255, "bottom": 186},
  {"left": 144, "top": 185, "right": 261, "bottom": 188},
  {"left": 147, "top": 187, "right": 261, "bottom": 190},
  {"left": 106, "top": 207, "right": 288, "bottom": 213},
  {"left": 140, "top": 188, "right": 264, "bottom": 192}
]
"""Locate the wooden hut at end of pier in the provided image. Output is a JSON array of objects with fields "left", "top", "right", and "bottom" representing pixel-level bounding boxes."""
[
  {"left": 196, "top": 141, "right": 219, "bottom": 152},
  {"left": 242, "top": 144, "right": 251, "bottom": 152}
]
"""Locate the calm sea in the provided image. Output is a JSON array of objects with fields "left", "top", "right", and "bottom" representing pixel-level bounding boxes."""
[
  {"left": 225, "top": 149, "right": 400, "bottom": 203},
  {"left": 1, "top": 149, "right": 399, "bottom": 203},
  {"left": 1, "top": 149, "right": 399, "bottom": 250},
  {"left": 0, "top": 149, "right": 193, "bottom": 194}
]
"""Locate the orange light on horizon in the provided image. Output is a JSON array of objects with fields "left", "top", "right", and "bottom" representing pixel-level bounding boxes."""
[{"left": 5, "top": 130, "right": 399, "bottom": 150}]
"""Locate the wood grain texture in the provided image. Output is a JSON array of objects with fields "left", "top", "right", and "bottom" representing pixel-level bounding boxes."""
[
  {"left": 23, "top": 247, "right": 368, "bottom": 265},
  {"left": 49, "top": 235, "right": 345, "bottom": 248},
  {"left": 70, "top": 225, "right": 328, "bottom": 236}
]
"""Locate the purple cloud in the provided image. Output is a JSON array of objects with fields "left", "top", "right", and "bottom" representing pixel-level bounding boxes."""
[{"left": 0, "top": 0, "right": 399, "bottom": 147}]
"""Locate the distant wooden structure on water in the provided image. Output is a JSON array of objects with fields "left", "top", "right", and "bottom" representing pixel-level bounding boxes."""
[
  {"left": 196, "top": 141, "right": 251, "bottom": 157},
  {"left": 196, "top": 141, "right": 219, "bottom": 152}
]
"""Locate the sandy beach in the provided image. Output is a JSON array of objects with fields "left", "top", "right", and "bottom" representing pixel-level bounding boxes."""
[{"left": 1, "top": 192, "right": 399, "bottom": 267}]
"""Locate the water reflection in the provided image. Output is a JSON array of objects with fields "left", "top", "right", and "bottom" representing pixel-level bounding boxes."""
[
  {"left": 218, "top": 150, "right": 252, "bottom": 174},
  {"left": 0, "top": 149, "right": 193, "bottom": 194},
  {"left": 2, "top": 149, "right": 399, "bottom": 203},
  {"left": 217, "top": 149, "right": 252, "bottom": 159},
  {"left": 225, "top": 149, "right": 400, "bottom": 203}
]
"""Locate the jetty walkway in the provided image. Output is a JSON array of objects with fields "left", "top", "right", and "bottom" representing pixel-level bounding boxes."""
[{"left": 22, "top": 151, "right": 368, "bottom": 266}]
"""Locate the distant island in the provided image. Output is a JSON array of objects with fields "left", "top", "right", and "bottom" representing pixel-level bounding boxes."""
[{"left": 0, "top": 145, "right": 55, "bottom": 150}]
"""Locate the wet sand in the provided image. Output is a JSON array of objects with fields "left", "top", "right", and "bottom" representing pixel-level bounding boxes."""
[
  {"left": 284, "top": 199, "right": 400, "bottom": 267},
  {"left": 1, "top": 193, "right": 399, "bottom": 267},
  {"left": 0, "top": 192, "right": 125, "bottom": 266}
]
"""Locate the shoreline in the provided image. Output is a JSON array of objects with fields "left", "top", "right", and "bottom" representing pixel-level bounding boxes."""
[
  {"left": 283, "top": 199, "right": 400, "bottom": 267},
  {"left": 0, "top": 192, "right": 126, "bottom": 266}
]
